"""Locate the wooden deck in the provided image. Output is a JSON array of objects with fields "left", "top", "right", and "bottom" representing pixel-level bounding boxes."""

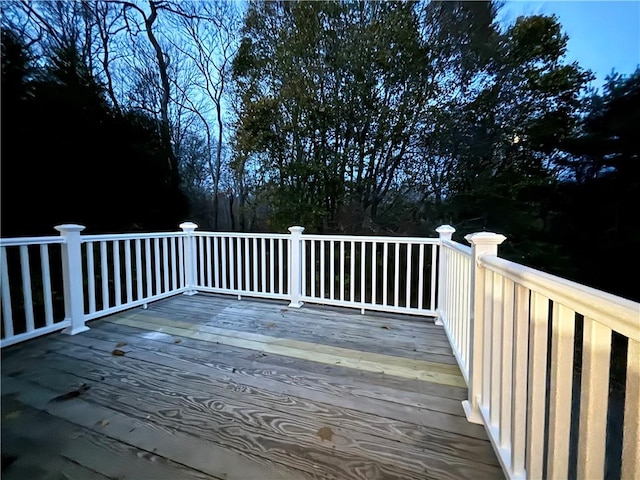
[{"left": 1, "top": 293, "right": 502, "bottom": 480}]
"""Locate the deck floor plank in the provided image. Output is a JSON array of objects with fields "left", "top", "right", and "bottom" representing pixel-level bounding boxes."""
[{"left": 1, "top": 293, "right": 502, "bottom": 479}]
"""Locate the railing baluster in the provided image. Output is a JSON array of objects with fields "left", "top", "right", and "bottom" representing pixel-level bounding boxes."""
[
  {"left": 430, "top": 243, "right": 437, "bottom": 311},
  {"left": 330, "top": 241, "right": 335, "bottom": 300},
  {"left": 360, "top": 241, "right": 365, "bottom": 307},
  {"left": 113, "top": 241, "right": 121, "bottom": 304},
  {"left": 405, "top": 243, "right": 412, "bottom": 308},
  {"left": 125, "top": 240, "right": 133, "bottom": 303},
  {"left": 383, "top": 242, "right": 388, "bottom": 306},
  {"left": 135, "top": 239, "right": 143, "bottom": 299},
  {"left": 499, "top": 278, "right": 514, "bottom": 449},
  {"left": 101, "top": 241, "right": 110, "bottom": 309},
  {"left": 418, "top": 243, "right": 425, "bottom": 310},
  {"left": 622, "top": 339, "right": 640, "bottom": 480},
  {"left": 206, "top": 237, "right": 212, "bottom": 288},
  {"left": 269, "top": 238, "right": 275, "bottom": 294},
  {"left": 526, "top": 291, "right": 550, "bottom": 480},
  {"left": 261, "top": 238, "right": 266, "bottom": 293},
  {"left": 490, "top": 274, "right": 504, "bottom": 428},
  {"left": 19, "top": 246, "right": 34, "bottom": 332},
  {"left": 578, "top": 317, "right": 612, "bottom": 479},
  {"left": 1, "top": 247, "right": 13, "bottom": 337},
  {"left": 278, "top": 239, "right": 283, "bottom": 294},
  {"left": 394, "top": 243, "right": 400, "bottom": 308},
  {"left": 320, "top": 240, "right": 325, "bottom": 299},
  {"left": 230, "top": 237, "right": 237, "bottom": 291},
  {"left": 253, "top": 238, "right": 258, "bottom": 292},
  {"left": 340, "top": 241, "right": 345, "bottom": 302},
  {"left": 239, "top": 237, "right": 245, "bottom": 291},
  {"left": 170, "top": 237, "right": 177, "bottom": 291},
  {"left": 311, "top": 240, "right": 316, "bottom": 298},
  {"left": 350, "top": 240, "right": 355, "bottom": 302},
  {"left": 178, "top": 237, "right": 185, "bottom": 289},
  {"left": 214, "top": 236, "right": 220, "bottom": 289},
  {"left": 511, "top": 284, "right": 530, "bottom": 477},
  {"left": 372, "top": 243, "right": 377, "bottom": 305},
  {"left": 301, "top": 239, "right": 306, "bottom": 296},
  {"left": 87, "top": 243, "right": 96, "bottom": 313},
  {"left": 547, "top": 302, "right": 575, "bottom": 479},
  {"left": 162, "top": 238, "right": 169, "bottom": 293},
  {"left": 154, "top": 238, "right": 161, "bottom": 295},
  {"left": 40, "top": 244, "right": 53, "bottom": 327},
  {"left": 144, "top": 238, "right": 152, "bottom": 298},
  {"left": 245, "top": 238, "right": 251, "bottom": 292},
  {"left": 198, "top": 236, "right": 205, "bottom": 287},
  {"left": 482, "top": 269, "right": 493, "bottom": 407},
  {"left": 220, "top": 237, "right": 234, "bottom": 290}
]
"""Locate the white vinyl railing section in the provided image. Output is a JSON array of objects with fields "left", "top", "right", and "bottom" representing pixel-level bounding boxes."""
[
  {"left": 436, "top": 226, "right": 639, "bottom": 480},
  {"left": 0, "top": 222, "right": 638, "bottom": 480}
]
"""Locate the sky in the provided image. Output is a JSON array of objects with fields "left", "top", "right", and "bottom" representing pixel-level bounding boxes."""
[{"left": 498, "top": 1, "right": 640, "bottom": 92}]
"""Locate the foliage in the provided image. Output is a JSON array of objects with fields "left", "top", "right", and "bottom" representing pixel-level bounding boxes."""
[{"left": 1, "top": 29, "right": 187, "bottom": 235}]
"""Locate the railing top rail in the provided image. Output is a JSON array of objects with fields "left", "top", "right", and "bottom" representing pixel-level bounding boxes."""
[
  {"left": 0, "top": 236, "right": 65, "bottom": 247},
  {"left": 480, "top": 253, "right": 640, "bottom": 341},
  {"left": 441, "top": 239, "right": 472, "bottom": 256},
  {"left": 81, "top": 232, "right": 185, "bottom": 242},
  {"left": 194, "top": 231, "right": 290, "bottom": 240},
  {"left": 302, "top": 234, "right": 439, "bottom": 244}
]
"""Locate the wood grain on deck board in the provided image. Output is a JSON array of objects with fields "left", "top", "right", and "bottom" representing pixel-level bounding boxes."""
[
  {"left": 2, "top": 336, "right": 500, "bottom": 473},
  {"left": 4, "top": 364, "right": 502, "bottom": 480},
  {"left": 154, "top": 294, "right": 451, "bottom": 341},
  {"left": 2, "top": 376, "right": 313, "bottom": 480},
  {"left": 1, "top": 397, "right": 212, "bottom": 480},
  {"left": 113, "top": 312, "right": 465, "bottom": 387},
  {"left": 11, "top": 333, "right": 485, "bottom": 439},
  {"left": 145, "top": 302, "right": 456, "bottom": 361},
  {"left": 79, "top": 323, "right": 467, "bottom": 412}
]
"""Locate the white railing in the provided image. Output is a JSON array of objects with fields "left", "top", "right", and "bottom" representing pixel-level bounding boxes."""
[
  {"left": 437, "top": 226, "right": 640, "bottom": 480},
  {"left": 0, "top": 235, "right": 68, "bottom": 347},
  {"left": 192, "top": 231, "right": 291, "bottom": 300},
  {"left": 80, "top": 231, "right": 188, "bottom": 321},
  {"left": 1, "top": 221, "right": 638, "bottom": 480},
  {"left": 0, "top": 224, "right": 191, "bottom": 348},
  {"left": 300, "top": 232, "right": 438, "bottom": 316},
  {"left": 435, "top": 225, "right": 473, "bottom": 382}
]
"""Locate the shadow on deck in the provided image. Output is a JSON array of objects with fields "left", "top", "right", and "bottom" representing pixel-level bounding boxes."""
[{"left": 1, "top": 293, "right": 502, "bottom": 480}]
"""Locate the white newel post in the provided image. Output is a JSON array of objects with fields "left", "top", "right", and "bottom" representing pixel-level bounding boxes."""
[
  {"left": 435, "top": 225, "right": 456, "bottom": 326},
  {"left": 462, "top": 231, "right": 506, "bottom": 424},
  {"left": 180, "top": 222, "right": 199, "bottom": 295},
  {"left": 288, "top": 226, "right": 305, "bottom": 308},
  {"left": 55, "top": 224, "right": 88, "bottom": 335}
]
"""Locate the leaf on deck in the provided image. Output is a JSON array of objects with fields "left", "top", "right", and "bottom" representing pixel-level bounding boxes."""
[
  {"left": 174, "top": 339, "right": 182, "bottom": 344},
  {"left": 381, "top": 325, "right": 390, "bottom": 330},
  {"left": 317, "top": 426, "right": 334, "bottom": 442},
  {"left": 96, "top": 419, "right": 110, "bottom": 427},
  {"left": 111, "top": 349, "right": 126, "bottom": 356},
  {"left": 50, "top": 384, "right": 91, "bottom": 402},
  {"left": 115, "top": 342, "right": 127, "bottom": 348}
]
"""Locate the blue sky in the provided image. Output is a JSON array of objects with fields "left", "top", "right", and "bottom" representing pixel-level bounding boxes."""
[{"left": 498, "top": 1, "right": 640, "bottom": 92}]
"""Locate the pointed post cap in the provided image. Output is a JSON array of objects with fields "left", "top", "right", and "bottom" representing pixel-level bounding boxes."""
[
  {"left": 464, "top": 231, "right": 507, "bottom": 246},
  {"left": 179, "top": 222, "right": 198, "bottom": 233},
  {"left": 436, "top": 225, "right": 456, "bottom": 240},
  {"left": 55, "top": 224, "right": 86, "bottom": 234},
  {"left": 288, "top": 226, "right": 305, "bottom": 234}
]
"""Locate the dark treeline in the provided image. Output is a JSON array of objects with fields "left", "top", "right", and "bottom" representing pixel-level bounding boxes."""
[{"left": 1, "top": 1, "right": 638, "bottom": 300}]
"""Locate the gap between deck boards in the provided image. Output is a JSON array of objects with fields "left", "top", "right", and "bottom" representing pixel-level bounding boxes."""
[{"left": 113, "top": 311, "right": 466, "bottom": 388}]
